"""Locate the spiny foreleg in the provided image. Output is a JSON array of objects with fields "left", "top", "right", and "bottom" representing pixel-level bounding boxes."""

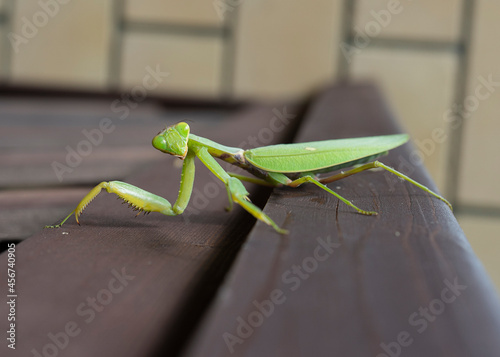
[{"left": 45, "top": 151, "right": 196, "bottom": 228}]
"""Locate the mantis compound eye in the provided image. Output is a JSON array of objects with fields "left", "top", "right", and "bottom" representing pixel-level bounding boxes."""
[
  {"left": 152, "top": 135, "right": 167, "bottom": 151},
  {"left": 175, "top": 122, "right": 190, "bottom": 137}
]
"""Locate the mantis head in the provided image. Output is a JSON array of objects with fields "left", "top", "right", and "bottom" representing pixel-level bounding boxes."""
[{"left": 152, "top": 122, "right": 190, "bottom": 159}]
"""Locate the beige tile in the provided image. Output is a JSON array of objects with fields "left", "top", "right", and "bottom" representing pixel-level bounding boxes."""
[
  {"left": 350, "top": 48, "right": 457, "bottom": 191},
  {"left": 458, "top": 0, "right": 500, "bottom": 206},
  {"left": 233, "top": 0, "right": 342, "bottom": 99},
  {"left": 355, "top": 0, "right": 462, "bottom": 42},
  {"left": 457, "top": 214, "right": 500, "bottom": 295},
  {"left": 9, "top": 0, "right": 111, "bottom": 89},
  {"left": 125, "top": 0, "right": 222, "bottom": 26},
  {"left": 121, "top": 32, "right": 223, "bottom": 97}
]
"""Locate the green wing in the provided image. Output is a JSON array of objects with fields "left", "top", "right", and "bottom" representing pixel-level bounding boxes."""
[{"left": 244, "top": 134, "right": 409, "bottom": 173}]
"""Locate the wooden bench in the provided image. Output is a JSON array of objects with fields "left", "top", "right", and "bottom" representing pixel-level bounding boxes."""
[{"left": 1, "top": 84, "right": 500, "bottom": 356}]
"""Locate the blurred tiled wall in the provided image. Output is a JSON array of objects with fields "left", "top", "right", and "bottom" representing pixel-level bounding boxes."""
[{"left": 1, "top": 0, "right": 499, "bottom": 290}]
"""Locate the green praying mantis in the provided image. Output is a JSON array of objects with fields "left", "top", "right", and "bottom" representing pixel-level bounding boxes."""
[{"left": 46, "top": 122, "right": 452, "bottom": 234}]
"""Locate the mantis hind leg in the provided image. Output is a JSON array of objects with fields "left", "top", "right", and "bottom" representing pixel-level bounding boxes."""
[
  {"left": 317, "top": 161, "right": 452, "bottom": 210},
  {"left": 287, "top": 175, "right": 378, "bottom": 215}
]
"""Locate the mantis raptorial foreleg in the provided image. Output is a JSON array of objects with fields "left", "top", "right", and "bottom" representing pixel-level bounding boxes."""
[
  {"left": 195, "top": 147, "right": 288, "bottom": 234},
  {"left": 172, "top": 150, "right": 196, "bottom": 213},
  {"left": 45, "top": 151, "right": 197, "bottom": 228},
  {"left": 316, "top": 161, "right": 452, "bottom": 210}
]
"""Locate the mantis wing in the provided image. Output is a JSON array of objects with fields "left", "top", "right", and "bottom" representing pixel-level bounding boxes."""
[{"left": 244, "top": 134, "right": 409, "bottom": 173}]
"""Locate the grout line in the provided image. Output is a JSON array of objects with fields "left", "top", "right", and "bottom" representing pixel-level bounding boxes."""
[
  {"left": 456, "top": 204, "right": 500, "bottom": 219},
  {"left": 219, "top": 6, "right": 238, "bottom": 99},
  {"left": 336, "top": 0, "right": 356, "bottom": 79},
  {"left": 444, "top": 0, "right": 475, "bottom": 205},
  {"left": 360, "top": 37, "right": 464, "bottom": 53},
  {"left": 124, "top": 21, "right": 226, "bottom": 38},
  {"left": 107, "top": 0, "right": 125, "bottom": 90}
]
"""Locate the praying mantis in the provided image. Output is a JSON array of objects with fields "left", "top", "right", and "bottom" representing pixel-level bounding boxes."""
[{"left": 46, "top": 122, "right": 452, "bottom": 234}]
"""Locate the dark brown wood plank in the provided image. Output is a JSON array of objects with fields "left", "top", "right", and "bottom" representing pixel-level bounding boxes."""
[
  {"left": 0, "top": 95, "right": 236, "bottom": 239},
  {"left": 0, "top": 100, "right": 304, "bottom": 356},
  {"left": 0, "top": 188, "right": 92, "bottom": 240},
  {"left": 185, "top": 84, "right": 500, "bottom": 357},
  {"left": 0, "top": 83, "right": 247, "bottom": 110},
  {"left": 0, "top": 97, "right": 230, "bottom": 188}
]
